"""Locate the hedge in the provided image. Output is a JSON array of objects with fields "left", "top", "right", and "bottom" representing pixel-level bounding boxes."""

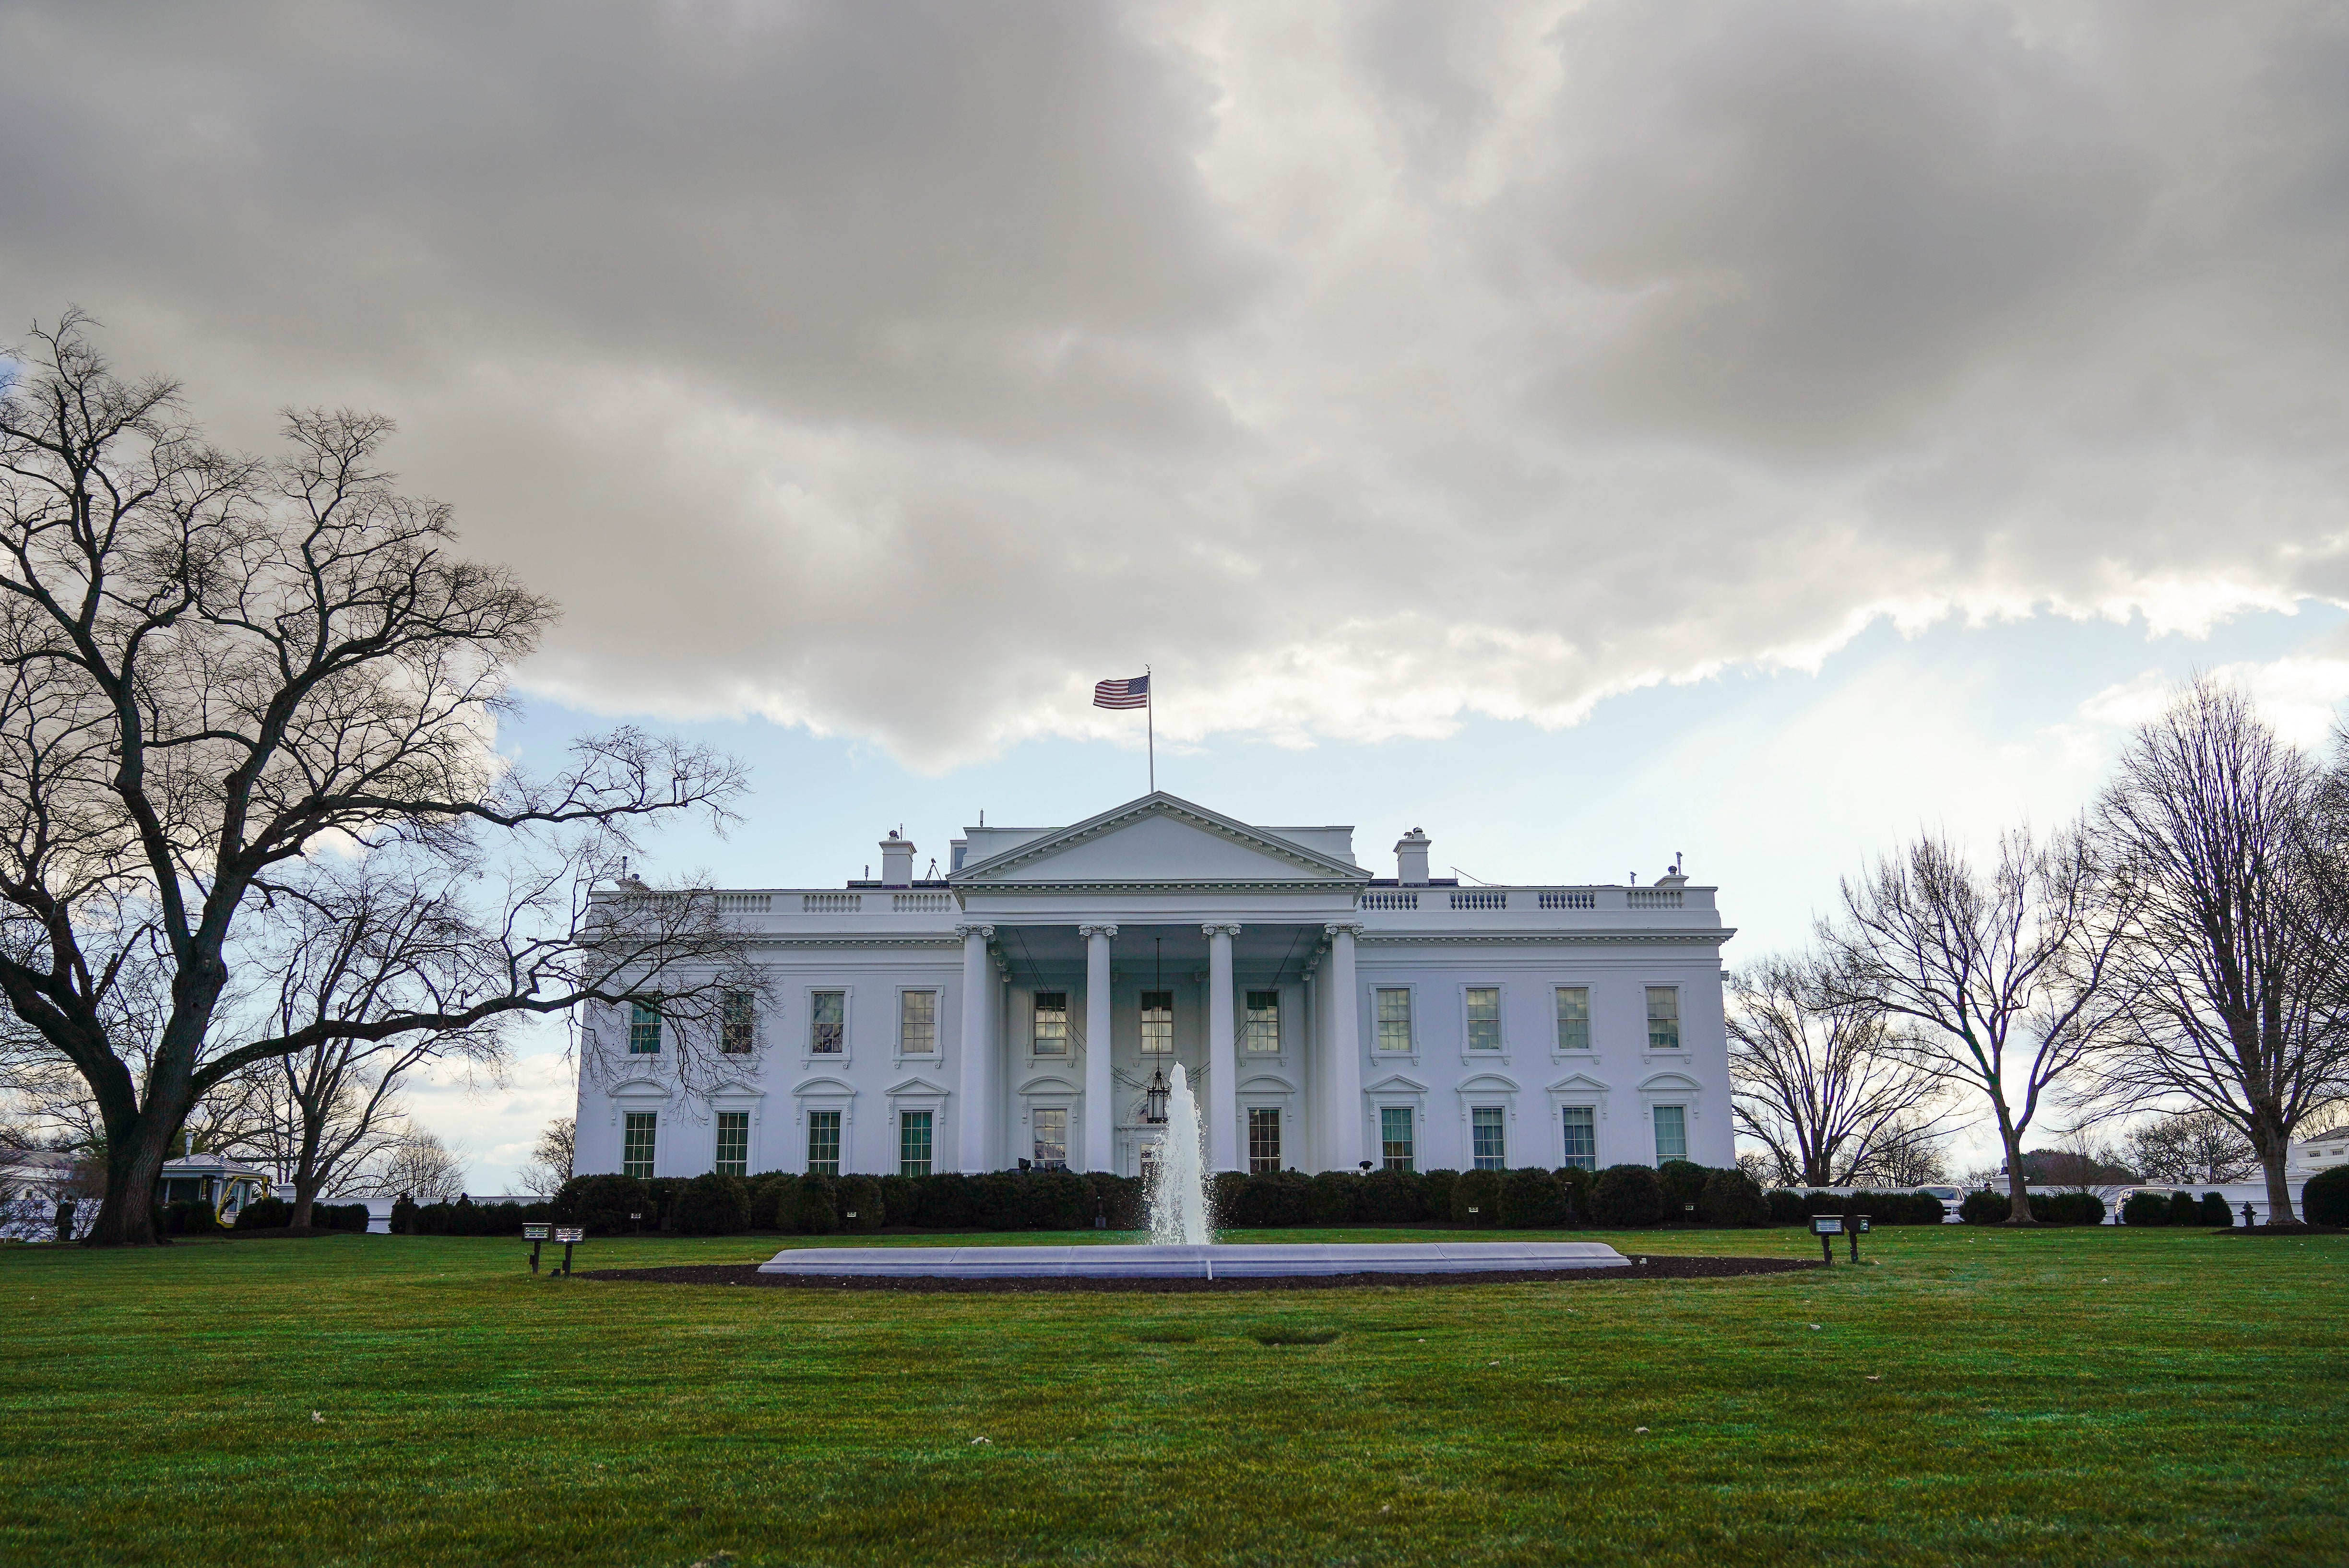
[
  {"left": 2121, "top": 1191, "right": 2171, "bottom": 1227},
  {"left": 2029, "top": 1191, "right": 2107, "bottom": 1225},
  {"left": 2199, "top": 1192, "right": 2234, "bottom": 1226},
  {"left": 2305, "top": 1164, "right": 2349, "bottom": 1227}
]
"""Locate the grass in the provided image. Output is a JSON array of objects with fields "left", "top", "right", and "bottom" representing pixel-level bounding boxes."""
[{"left": 1, "top": 1224, "right": 2344, "bottom": 1567}]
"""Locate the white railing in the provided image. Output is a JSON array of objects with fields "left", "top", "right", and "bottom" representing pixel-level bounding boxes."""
[
  {"left": 1627, "top": 889, "right": 1684, "bottom": 909},
  {"left": 1450, "top": 890, "right": 1506, "bottom": 911},
  {"left": 893, "top": 892, "right": 953, "bottom": 912},
  {"left": 1539, "top": 891, "right": 1596, "bottom": 910},
  {"left": 716, "top": 893, "right": 771, "bottom": 913},
  {"left": 803, "top": 892, "right": 862, "bottom": 914},
  {"left": 1361, "top": 891, "right": 1418, "bottom": 910}
]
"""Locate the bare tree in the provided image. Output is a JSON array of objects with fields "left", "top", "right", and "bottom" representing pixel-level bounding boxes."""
[
  {"left": 518, "top": 1115, "right": 574, "bottom": 1198},
  {"left": 2124, "top": 1108, "right": 2256, "bottom": 1186},
  {"left": 2091, "top": 680, "right": 2349, "bottom": 1222},
  {"left": 1727, "top": 953, "right": 1947, "bottom": 1186},
  {"left": 1844, "top": 1115, "right": 1952, "bottom": 1188},
  {"left": 358, "top": 1128, "right": 466, "bottom": 1204},
  {"left": 0, "top": 314, "right": 752, "bottom": 1244},
  {"left": 1823, "top": 824, "right": 2128, "bottom": 1223}
]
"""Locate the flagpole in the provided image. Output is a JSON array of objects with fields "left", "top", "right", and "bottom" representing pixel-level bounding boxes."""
[{"left": 1146, "top": 664, "right": 1154, "bottom": 793}]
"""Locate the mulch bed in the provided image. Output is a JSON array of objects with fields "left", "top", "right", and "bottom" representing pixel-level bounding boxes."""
[
  {"left": 575, "top": 1254, "right": 1820, "bottom": 1294},
  {"left": 2212, "top": 1223, "right": 2344, "bottom": 1237}
]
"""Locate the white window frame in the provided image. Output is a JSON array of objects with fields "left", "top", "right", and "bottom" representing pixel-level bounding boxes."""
[
  {"left": 898, "top": 1108, "right": 936, "bottom": 1177},
  {"left": 806, "top": 986, "right": 852, "bottom": 1060},
  {"left": 1559, "top": 1104, "right": 1599, "bottom": 1172},
  {"left": 1373, "top": 985, "right": 1417, "bottom": 1057},
  {"left": 1377, "top": 1103, "right": 1417, "bottom": 1171},
  {"left": 1469, "top": 1105, "right": 1507, "bottom": 1171},
  {"left": 1461, "top": 984, "right": 1505, "bottom": 1057},
  {"left": 1029, "top": 1105, "right": 1071, "bottom": 1169},
  {"left": 1651, "top": 1103, "right": 1690, "bottom": 1165},
  {"left": 1553, "top": 984, "right": 1596, "bottom": 1056},
  {"left": 622, "top": 1110, "right": 658, "bottom": 1179},
  {"left": 895, "top": 986, "right": 940, "bottom": 1058},
  {"left": 1243, "top": 988, "right": 1282, "bottom": 1055},
  {"left": 805, "top": 1106, "right": 845, "bottom": 1176},
  {"left": 719, "top": 989, "right": 759, "bottom": 1056},
  {"left": 1030, "top": 988, "right": 1072, "bottom": 1060},
  {"left": 712, "top": 1109, "right": 752, "bottom": 1177},
  {"left": 1137, "top": 987, "right": 1176, "bottom": 1057},
  {"left": 1645, "top": 986, "right": 1684, "bottom": 1054}
]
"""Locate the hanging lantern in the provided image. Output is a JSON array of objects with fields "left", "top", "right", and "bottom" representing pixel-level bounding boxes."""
[{"left": 1143, "top": 1067, "right": 1170, "bottom": 1125}]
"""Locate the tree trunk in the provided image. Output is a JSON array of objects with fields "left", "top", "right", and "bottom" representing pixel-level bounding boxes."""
[
  {"left": 2251, "top": 1117, "right": 2297, "bottom": 1224},
  {"left": 289, "top": 1173, "right": 319, "bottom": 1231},
  {"left": 88, "top": 1110, "right": 177, "bottom": 1246},
  {"left": 2001, "top": 1120, "right": 2037, "bottom": 1224}
]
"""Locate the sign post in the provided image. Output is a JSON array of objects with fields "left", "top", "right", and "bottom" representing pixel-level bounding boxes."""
[
  {"left": 1849, "top": 1214, "right": 1870, "bottom": 1265},
  {"left": 524, "top": 1222, "right": 550, "bottom": 1273},
  {"left": 1810, "top": 1212, "right": 1842, "bottom": 1265},
  {"left": 554, "top": 1225, "right": 584, "bottom": 1276}
]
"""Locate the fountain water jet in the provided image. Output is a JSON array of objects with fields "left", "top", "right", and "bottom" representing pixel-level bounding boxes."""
[{"left": 1145, "top": 1063, "right": 1212, "bottom": 1246}]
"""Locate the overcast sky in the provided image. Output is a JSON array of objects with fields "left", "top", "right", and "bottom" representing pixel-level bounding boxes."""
[{"left": 8, "top": 1, "right": 2349, "bottom": 1184}]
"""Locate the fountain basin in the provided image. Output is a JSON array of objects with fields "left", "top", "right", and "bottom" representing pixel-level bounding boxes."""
[{"left": 757, "top": 1241, "right": 1630, "bottom": 1280}]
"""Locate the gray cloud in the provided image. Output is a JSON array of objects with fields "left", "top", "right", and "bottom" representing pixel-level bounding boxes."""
[{"left": 4, "top": 0, "right": 2347, "bottom": 764}]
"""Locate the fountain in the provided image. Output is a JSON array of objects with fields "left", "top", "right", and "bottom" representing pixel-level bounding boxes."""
[
  {"left": 1146, "top": 1063, "right": 1212, "bottom": 1246},
  {"left": 760, "top": 1058, "right": 1629, "bottom": 1281}
]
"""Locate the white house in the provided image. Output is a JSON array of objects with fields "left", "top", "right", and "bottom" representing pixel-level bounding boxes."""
[{"left": 573, "top": 792, "right": 1736, "bottom": 1184}]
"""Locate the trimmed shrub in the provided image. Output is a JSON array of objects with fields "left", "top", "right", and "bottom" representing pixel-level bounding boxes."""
[
  {"left": 1698, "top": 1168, "right": 1769, "bottom": 1228},
  {"left": 2166, "top": 1190, "right": 2201, "bottom": 1227},
  {"left": 1308, "top": 1170, "right": 1360, "bottom": 1225},
  {"left": 557, "top": 1174, "right": 652, "bottom": 1236},
  {"left": 674, "top": 1173, "right": 750, "bottom": 1236},
  {"left": 787, "top": 1175, "right": 839, "bottom": 1234},
  {"left": 1420, "top": 1169, "right": 1460, "bottom": 1223},
  {"left": 1086, "top": 1172, "right": 1145, "bottom": 1231},
  {"left": 1359, "top": 1167, "right": 1428, "bottom": 1224},
  {"left": 390, "top": 1196, "right": 418, "bottom": 1235},
  {"left": 746, "top": 1172, "right": 795, "bottom": 1230},
  {"left": 233, "top": 1197, "right": 292, "bottom": 1230},
  {"left": 2305, "top": 1164, "right": 2349, "bottom": 1227},
  {"left": 163, "top": 1199, "right": 224, "bottom": 1235},
  {"left": 1224, "top": 1171, "right": 1313, "bottom": 1228},
  {"left": 1959, "top": 1189, "right": 2010, "bottom": 1225},
  {"left": 1590, "top": 1164, "right": 1666, "bottom": 1228},
  {"left": 1555, "top": 1166, "right": 1593, "bottom": 1224},
  {"left": 878, "top": 1175, "right": 918, "bottom": 1227},
  {"left": 2198, "top": 1192, "right": 2234, "bottom": 1227},
  {"left": 1843, "top": 1190, "right": 1945, "bottom": 1226},
  {"left": 836, "top": 1175, "right": 883, "bottom": 1233},
  {"left": 1451, "top": 1169, "right": 1501, "bottom": 1226},
  {"left": 1498, "top": 1167, "right": 1568, "bottom": 1228},
  {"left": 1766, "top": 1188, "right": 1808, "bottom": 1226},
  {"left": 1656, "top": 1159, "right": 1709, "bottom": 1221},
  {"left": 2121, "top": 1191, "right": 2171, "bottom": 1227},
  {"left": 2029, "top": 1191, "right": 2107, "bottom": 1226}
]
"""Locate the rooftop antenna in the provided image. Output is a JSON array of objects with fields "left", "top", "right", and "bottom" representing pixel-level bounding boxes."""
[{"left": 1673, "top": 851, "right": 1684, "bottom": 876}]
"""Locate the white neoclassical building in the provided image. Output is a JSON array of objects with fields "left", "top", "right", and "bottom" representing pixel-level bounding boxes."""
[{"left": 574, "top": 792, "right": 1736, "bottom": 1184}]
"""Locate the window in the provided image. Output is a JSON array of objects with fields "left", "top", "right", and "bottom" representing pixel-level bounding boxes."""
[
  {"left": 1139, "top": 990, "right": 1173, "bottom": 1055},
  {"left": 1380, "top": 1105, "right": 1415, "bottom": 1171},
  {"left": 1561, "top": 1106, "right": 1597, "bottom": 1172},
  {"left": 1032, "top": 1108, "right": 1068, "bottom": 1168},
  {"left": 900, "top": 990, "right": 937, "bottom": 1055},
  {"left": 1653, "top": 1105, "right": 1688, "bottom": 1164},
  {"left": 1466, "top": 987, "right": 1501, "bottom": 1051},
  {"left": 1244, "top": 990, "right": 1281, "bottom": 1053},
  {"left": 714, "top": 1111, "right": 749, "bottom": 1176},
  {"left": 810, "top": 990, "right": 845, "bottom": 1055},
  {"left": 807, "top": 1109, "right": 841, "bottom": 1176},
  {"left": 1376, "top": 988, "right": 1413, "bottom": 1052},
  {"left": 1471, "top": 1106, "right": 1506, "bottom": 1170},
  {"left": 628, "top": 1001, "right": 662, "bottom": 1054},
  {"left": 900, "top": 1111, "right": 933, "bottom": 1177},
  {"left": 1646, "top": 986, "right": 1681, "bottom": 1051},
  {"left": 721, "top": 990, "right": 756, "bottom": 1054},
  {"left": 1555, "top": 986, "right": 1591, "bottom": 1052},
  {"left": 1248, "top": 1107, "right": 1282, "bottom": 1173},
  {"left": 1032, "top": 992, "right": 1069, "bottom": 1056},
  {"left": 623, "top": 1111, "right": 657, "bottom": 1179}
]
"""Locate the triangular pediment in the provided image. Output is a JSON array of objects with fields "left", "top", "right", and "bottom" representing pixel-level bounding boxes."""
[
  {"left": 951, "top": 794, "right": 1366, "bottom": 886},
  {"left": 1364, "top": 1072, "right": 1430, "bottom": 1095}
]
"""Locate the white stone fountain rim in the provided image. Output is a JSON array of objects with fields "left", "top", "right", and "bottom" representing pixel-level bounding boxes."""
[{"left": 757, "top": 1241, "right": 1630, "bottom": 1279}]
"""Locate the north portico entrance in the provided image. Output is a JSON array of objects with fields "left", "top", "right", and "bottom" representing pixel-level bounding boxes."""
[{"left": 948, "top": 793, "right": 1371, "bottom": 1177}]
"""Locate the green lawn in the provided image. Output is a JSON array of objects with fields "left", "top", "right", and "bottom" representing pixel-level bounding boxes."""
[{"left": 2, "top": 1225, "right": 2342, "bottom": 1567}]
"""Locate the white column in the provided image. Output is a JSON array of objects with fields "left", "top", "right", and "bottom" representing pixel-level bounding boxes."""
[
  {"left": 1205, "top": 922, "right": 1241, "bottom": 1172},
  {"left": 956, "top": 923, "right": 995, "bottom": 1173},
  {"left": 1081, "top": 924, "right": 1116, "bottom": 1172},
  {"left": 1324, "top": 922, "right": 1364, "bottom": 1171}
]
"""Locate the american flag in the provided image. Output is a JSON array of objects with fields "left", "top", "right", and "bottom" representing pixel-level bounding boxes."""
[{"left": 1093, "top": 674, "right": 1150, "bottom": 709}]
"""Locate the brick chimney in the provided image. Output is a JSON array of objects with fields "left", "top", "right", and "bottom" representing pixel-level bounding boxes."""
[
  {"left": 1395, "top": 828, "right": 1431, "bottom": 887},
  {"left": 880, "top": 829, "right": 915, "bottom": 888}
]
